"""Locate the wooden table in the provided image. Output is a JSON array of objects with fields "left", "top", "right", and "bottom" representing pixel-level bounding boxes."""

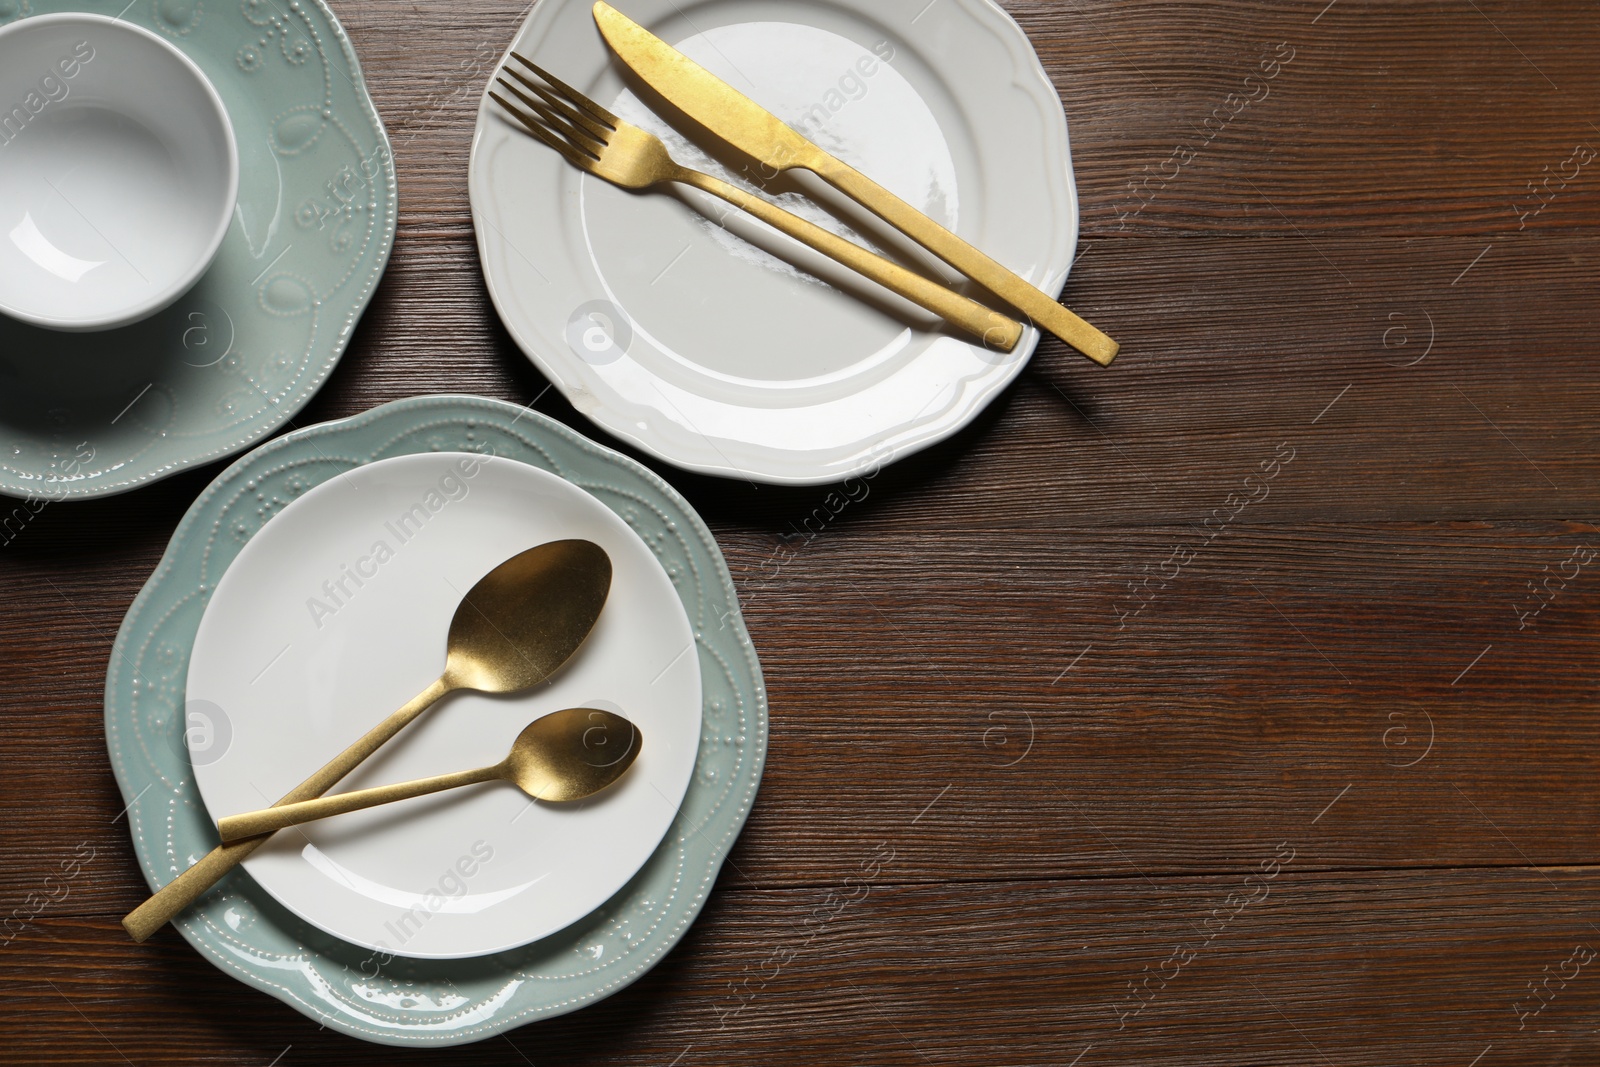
[{"left": 5, "top": 1, "right": 1598, "bottom": 1063}]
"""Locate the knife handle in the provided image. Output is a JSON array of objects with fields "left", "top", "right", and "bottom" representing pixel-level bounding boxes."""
[
  {"left": 804, "top": 154, "right": 1118, "bottom": 366},
  {"left": 674, "top": 168, "right": 1023, "bottom": 352}
]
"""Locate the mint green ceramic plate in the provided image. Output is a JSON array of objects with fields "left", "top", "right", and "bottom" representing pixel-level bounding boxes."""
[
  {"left": 104, "top": 395, "right": 767, "bottom": 1046},
  {"left": 0, "top": 0, "right": 395, "bottom": 500}
]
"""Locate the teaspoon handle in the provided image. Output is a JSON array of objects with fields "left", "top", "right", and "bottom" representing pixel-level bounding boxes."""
[
  {"left": 218, "top": 764, "right": 503, "bottom": 841},
  {"left": 121, "top": 675, "right": 454, "bottom": 942}
]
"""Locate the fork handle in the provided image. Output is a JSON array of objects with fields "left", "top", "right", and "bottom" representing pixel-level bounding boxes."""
[{"left": 673, "top": 168, "right": 1023, "bottom": 352}]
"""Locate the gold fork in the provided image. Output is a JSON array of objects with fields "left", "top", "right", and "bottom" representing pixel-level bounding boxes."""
[{"left": 490, "top": 54, "right": 1024, "bottom": 352}]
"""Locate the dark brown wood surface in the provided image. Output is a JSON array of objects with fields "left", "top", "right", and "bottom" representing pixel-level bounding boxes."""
[{"left": 3, "top": 1, "right": 1598, "bottom": 1063}]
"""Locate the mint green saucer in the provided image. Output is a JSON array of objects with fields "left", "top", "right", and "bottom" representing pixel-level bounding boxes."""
[
  {"left": 104, "top": 396, "right": 767, "bottom": 1045},
  {"left": 0, "top": 0, "right": 395, "bottom": 499}
]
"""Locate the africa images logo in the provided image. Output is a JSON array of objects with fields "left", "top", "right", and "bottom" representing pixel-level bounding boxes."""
[
  {"left": 304, "top": 455, "right": 487, "bottom": 629},
  {"left": 0, "top": 40, "right": 96, "bottom": 149}
]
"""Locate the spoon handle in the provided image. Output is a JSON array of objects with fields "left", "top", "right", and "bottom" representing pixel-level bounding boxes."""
[
  {"left": 218, "top": 764, "right": 503, "bottom": 841},
  {"left": 121, "top": 676, "right": 453, "bottom": 942}
]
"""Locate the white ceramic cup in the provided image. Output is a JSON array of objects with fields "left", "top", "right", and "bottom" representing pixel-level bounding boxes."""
[{"left": 0, "top": 13, "right": 238, "bottom": 331}]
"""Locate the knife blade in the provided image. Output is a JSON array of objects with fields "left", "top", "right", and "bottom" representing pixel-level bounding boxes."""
[{"left": 592, "top": 0, "right": 1117, "bottom": 365}]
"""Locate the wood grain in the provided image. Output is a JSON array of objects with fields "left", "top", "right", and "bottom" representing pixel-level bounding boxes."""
[
  {"left": 1, "top": 0, "right": 1597, "bottom": 1063},
  {"left": 4, "top": 870, "right": 1599, "bottom": 1065}
]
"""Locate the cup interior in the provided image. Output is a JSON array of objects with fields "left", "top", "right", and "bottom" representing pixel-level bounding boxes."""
[{"left": 0, "top": 14, "right": 237, "bottom": 331}]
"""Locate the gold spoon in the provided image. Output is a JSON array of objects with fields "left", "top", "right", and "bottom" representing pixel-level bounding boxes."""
[
  {"left": 121, "top": 539, "right": 614, "bottom": 942},
  {"left": 217, "top": 708, "right": 641, "bottom": 841}
]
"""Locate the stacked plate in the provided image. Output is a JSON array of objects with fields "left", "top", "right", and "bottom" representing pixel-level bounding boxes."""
[
  {"left": 0, "top": 0, "right": 395, "bottom": 499},
  {"left": 106, "top": 395, "right": 767, "bottom": 1045}
]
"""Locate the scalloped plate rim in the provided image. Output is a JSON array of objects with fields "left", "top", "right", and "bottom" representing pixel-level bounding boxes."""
[
  {"left": 103, "top": 394, "right": 768, "bottom": 1045},
  {"left": 0, "top": 0, "right": 398, "bottom": 501}
]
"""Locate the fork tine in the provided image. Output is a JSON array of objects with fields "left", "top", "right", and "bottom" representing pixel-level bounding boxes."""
[
  {"left": 508, "top": 51, "right": 620, "bottom": 126},
  {"left": 490, "top": 90, "right": 585, "bottom": 165},
  {"left": 499, "top": 63, "right": 614, "bottom": 146},
  {"left": 495, "top": 76, "right": 604, "bottom": 157},
  {"left": 489, "top": 90, "right": 593, "bottom": 168},
  {"left": 496, "top": 74, "right": 607, "bottom": 154}
]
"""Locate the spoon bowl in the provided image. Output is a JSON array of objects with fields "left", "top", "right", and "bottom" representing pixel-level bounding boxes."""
[
  {"left": 507, "top": 707, "right": 641, "bottom": 802},
  {"left": 444, "top": 539, "right": 613, "bottom": 693}
]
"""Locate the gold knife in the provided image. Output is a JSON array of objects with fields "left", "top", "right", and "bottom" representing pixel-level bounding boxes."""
[{"left": 592, "top": 1, "right": 1117, "bottom": 366}]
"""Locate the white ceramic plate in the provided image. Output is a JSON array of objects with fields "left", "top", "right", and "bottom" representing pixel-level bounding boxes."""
[
  {"left": 185, "top": 451, "right": 702, "bottom": 959},
  {"left": 468, "top": 0, "right": 1077, "bottom": 485}
]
